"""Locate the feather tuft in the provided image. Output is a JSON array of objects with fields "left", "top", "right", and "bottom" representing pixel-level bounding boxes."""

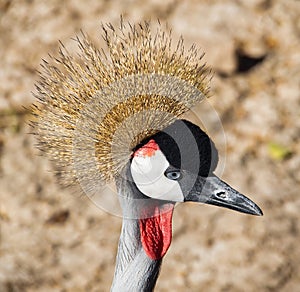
[{"left": 32, "top": 19, "right": 211, "bottom": 188}]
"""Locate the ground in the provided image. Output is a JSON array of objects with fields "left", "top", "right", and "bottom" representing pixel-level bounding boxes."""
[{"left": 1, "top": 0, "right": 300, "bottom": 291}]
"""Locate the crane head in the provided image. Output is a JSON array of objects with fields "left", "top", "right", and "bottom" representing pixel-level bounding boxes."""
[
  {"left": 128, "top": 119, "right": 262, "bottom": 260},
  {"left": 32, "top": 19, "right": 262, "bottom": 267},
  {"left": 130, "top": 119, "right": 262, "bottom": 216}
]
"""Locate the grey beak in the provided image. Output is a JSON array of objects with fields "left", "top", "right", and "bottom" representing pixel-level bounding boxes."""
[{"left": 185, "top": 175, "right": 263, "bottom": 216}]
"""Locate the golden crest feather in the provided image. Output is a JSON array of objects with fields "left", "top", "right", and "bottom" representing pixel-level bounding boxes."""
[{"left": 32, "top": 20, "right": 211, "bottom": 189}]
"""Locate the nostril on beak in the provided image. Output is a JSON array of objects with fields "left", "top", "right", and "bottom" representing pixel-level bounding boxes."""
[{"left": 215, "top": 190, "right": 227, "bottom": 199}]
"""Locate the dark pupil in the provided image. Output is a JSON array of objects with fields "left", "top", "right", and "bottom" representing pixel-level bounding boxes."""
[{"left": 171, "top": 172, "right": 178, "bottom": 178}]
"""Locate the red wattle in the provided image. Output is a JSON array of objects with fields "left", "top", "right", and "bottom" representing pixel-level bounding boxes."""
[{"left": 139, "top": 204, "right": 174, "bottom": 260}]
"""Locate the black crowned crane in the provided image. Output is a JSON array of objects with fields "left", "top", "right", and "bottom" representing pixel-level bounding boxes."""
[{"left": 32, "top": 20, "right": 262, "bottom": 291}]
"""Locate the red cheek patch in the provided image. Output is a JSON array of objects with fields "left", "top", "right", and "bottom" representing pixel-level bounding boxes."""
[
  {"left": 139, "top": 204, "right": 174, "bottom": 260},
  {"left": 133, "top": 139, "right": 160, "bottom": 158}
]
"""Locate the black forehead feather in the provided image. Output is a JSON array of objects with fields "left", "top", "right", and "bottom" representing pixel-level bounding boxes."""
[{"left": 133, "top": 119, "right": 219, "bottom": 176}]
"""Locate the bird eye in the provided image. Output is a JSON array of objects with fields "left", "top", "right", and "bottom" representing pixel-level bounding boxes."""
[{"left": 164, "top": 170, "right": 182, "bottom": 180}]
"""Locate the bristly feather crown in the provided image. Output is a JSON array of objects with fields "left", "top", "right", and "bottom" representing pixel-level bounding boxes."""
[{"left": 31, "top": 19, "right": 211, "bottom": 189}]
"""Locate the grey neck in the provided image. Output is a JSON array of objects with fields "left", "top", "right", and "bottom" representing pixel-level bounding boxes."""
[
  {"left": 111, "top": 169, "right": 163, "bottom": 292},
  {"left": 111, "top": 218, "right": 162, "bottom": 292}
]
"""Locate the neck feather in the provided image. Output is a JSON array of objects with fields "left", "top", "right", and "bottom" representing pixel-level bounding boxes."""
[
  {"left": 111, "top": 165, "right": 177, "bottom": 291},
  {"left": 111, "top": 173, "right": 163, "bottom": 292},
  {"left": 111, "top": 218, "right": 162, "bottom": 292}
]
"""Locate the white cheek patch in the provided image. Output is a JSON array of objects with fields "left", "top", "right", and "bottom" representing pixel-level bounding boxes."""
[{"left": 131, "top": 139, "right": 184, "bottom": 202}]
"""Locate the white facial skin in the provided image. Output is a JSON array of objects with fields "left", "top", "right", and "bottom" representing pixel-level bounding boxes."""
[{"left": 131, "top": 143, "right": 184, "bottom": 202}]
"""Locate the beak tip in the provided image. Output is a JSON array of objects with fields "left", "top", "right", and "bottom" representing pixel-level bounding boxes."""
[
  {"left": 256, "top": 207, "right": 263, "bottom": 216},
  {"left": 250, "top": 203, "right": 263, "bottom": 216}
]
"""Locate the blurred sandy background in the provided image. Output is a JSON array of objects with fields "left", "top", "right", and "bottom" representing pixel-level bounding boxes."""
[{"left": 1, "top": 0, "right": 300, "bottom": 291}]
